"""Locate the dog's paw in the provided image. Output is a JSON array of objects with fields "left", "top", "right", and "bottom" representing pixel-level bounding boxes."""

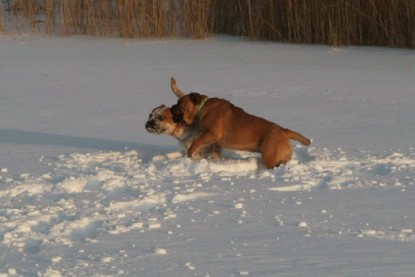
[
  {"left": 189, "top": 152, "right": 203, "bottom": 161},
  {"left": 208, "top": 152, "right": 221, "bottom": 161}
]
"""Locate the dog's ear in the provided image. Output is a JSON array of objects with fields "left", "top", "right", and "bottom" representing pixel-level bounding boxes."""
[{"left": 189, "top": 92, "right": 203, "bottom": 105}]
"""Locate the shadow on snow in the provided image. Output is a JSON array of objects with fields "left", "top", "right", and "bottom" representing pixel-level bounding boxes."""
[{"left": 0, "top": 128, "right": 177, "bottom": 160}]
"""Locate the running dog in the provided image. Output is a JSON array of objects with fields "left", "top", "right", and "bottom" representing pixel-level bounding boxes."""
[
  {"left": 170, "top": 92, "right": 311, "bottom": 168},
  {"left": 145, "top": 77, "right": 221, "bottom": 160}
]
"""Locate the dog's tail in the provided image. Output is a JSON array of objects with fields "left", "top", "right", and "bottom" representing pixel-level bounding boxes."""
[
  {"left": 171, "top": 76, "right": 185, "bottom": 98},
  {"left": 285, "top": 128, "right": 311, "bottom": 146}
]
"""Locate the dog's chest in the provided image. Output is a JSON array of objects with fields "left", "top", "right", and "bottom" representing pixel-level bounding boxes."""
[{"left": 178, "top": 128, "right": 203, "bottom": 151}]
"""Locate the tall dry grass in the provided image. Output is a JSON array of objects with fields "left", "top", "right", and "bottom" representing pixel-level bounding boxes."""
[
  {"left": 211, "top": 0, "right": 415, "bottom": 48},
  {"left": 1, "top": 0, "right": 210, "bottom": 38},
  {"left": 1, "top": 0, "right": 414, "bottom": 48},
  {"left": 0, "top": 3, "right": 4, "bottom": 33}
]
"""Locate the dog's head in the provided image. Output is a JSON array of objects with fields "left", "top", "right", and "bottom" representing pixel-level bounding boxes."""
[
  {"left": 170, "top": 92, "right": 206, "bottom": 125},
  {"left": 145, "top": 104, "right": 183, "bottom": 135}
]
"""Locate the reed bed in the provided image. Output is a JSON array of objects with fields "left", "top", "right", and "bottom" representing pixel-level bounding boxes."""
[
  {"left": 211, "top": 0, "right": 415, "bottom": 48},
  {"left": 1, "top": 0, "right": 414, "bottom": 48},
  {"left": 1, "top": 0, "right": 211, "bottom": 38}
]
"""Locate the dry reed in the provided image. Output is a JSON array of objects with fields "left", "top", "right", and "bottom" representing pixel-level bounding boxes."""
[
  {"left": 211, "top": 0, "right": 415, "bottom": 48},
  {"left": 0, "top": 3, "right": 4, "bottom": 33},
  {"left": 1, "top": 0, "right": 414, "bottom": 48}
]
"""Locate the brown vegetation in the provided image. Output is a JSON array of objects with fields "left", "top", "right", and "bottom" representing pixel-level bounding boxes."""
[{"left": 1, "top": 0, "right": 414, "bottom": 48}]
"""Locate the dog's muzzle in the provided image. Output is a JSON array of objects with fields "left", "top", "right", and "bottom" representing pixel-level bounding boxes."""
[
  {"left": 145, "top": 119, "right": 155, "bottom": 130},
  {"left": 145, "top": 119, "right": 158, "bottom": 133},
  {"left": 145, "top": 118, "right": 164, "bottom": 134}
]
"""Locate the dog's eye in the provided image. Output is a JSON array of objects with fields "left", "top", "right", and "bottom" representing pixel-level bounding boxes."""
[{"left": 158, "top": 115, "right": 165, "bottom": 121}]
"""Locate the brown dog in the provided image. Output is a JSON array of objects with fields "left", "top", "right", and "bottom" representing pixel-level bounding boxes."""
[
  {"left": 145, "top": 78, "right": 221, "bottom": 160},
  {"left": 171, "top": 92, "right": 311, "bottom": 168}
]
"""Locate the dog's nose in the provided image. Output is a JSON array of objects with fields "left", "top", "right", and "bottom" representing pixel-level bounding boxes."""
[{"left": 145, "top": 120, "right": 155, "bottom": 129}]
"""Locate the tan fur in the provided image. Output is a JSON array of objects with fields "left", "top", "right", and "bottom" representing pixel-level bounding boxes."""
[
  {"left": 171, "top": 92, "right": 311, "bottom": 168},
  {"left": 145, "top": 78, "right": 221, "bottom": 160},
  {"left": 170, "top": 77, "right": 185, "bottom": 97}
]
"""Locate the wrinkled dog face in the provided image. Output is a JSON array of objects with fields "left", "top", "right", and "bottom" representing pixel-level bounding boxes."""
[
  {"left": 145, "top": 105, "right": 178, "bottom": 135},
  {"left": 171, "top": 93, "right": 204, "bottom": 125}
]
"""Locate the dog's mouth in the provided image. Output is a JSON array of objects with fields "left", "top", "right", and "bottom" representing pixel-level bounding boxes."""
[{"left": 145, "top": 119, "right": 165, "bottom": 134}]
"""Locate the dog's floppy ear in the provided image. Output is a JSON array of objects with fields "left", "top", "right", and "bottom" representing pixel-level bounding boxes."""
[{"left": 189, "top": 92, "right": 203, "bottom": 105}]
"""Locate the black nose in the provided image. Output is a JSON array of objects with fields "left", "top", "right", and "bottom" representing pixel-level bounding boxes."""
[{"left": 145, "top": 120, "right": 155, "bottom": 129}]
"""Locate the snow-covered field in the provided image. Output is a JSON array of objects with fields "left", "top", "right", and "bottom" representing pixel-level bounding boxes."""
[{"left": 1, "top": 35, "right": 414, "bottom": 276}]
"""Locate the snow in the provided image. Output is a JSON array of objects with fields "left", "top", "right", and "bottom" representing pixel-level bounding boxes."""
[{"left": 1, "top": 34, "right": 415, "bottom": 276}]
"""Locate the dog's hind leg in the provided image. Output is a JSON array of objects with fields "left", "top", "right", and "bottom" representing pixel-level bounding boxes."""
[
  {"left": 208, "top": 144, "right": 222, "bottom": 160},
  {"left": 261, "top": 132, "right": 292, "bottom": 169}
]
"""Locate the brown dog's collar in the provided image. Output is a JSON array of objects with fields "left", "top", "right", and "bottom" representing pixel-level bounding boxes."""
[{"left": 195, "top": 97, "right": 209, "bottom": 122}]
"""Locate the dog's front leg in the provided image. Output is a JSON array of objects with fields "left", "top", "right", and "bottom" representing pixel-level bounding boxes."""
[{"left": 188, "top": 132, "right": 218, "bottom": 160}]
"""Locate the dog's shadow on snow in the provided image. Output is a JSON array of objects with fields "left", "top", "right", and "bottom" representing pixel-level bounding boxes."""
[
  {"left": 0, "top": 128, "right": 176, "bottom": 159},
  {"left": 0, "top": 128, "right": 315, "bottom": 165},
  {"left": 294, "top": 146, "right": 316, "bottom": 163}
]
